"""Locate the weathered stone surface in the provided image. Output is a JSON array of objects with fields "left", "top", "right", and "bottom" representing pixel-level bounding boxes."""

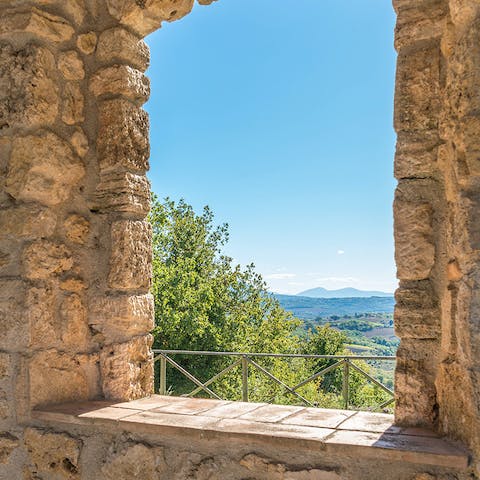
[
  {"left": 27, "top": 284, "right": 56, "bottom": 349},
  {"left": 100, "top": 335, "right": 153, "bottom": 400},
  {"left": 89, "top": 293, "right": 154, "bottom": 343},
  {"left": 24, "top": 428, "right": 81, "bottom": 479},
  {"left": 6, "top": 132, "right": 85, "bottom": 206},
  {"left": 77, "top": 31, "right": 97, "bottom": 54},
  {"left": 0, "top": 280, "right": 26, "bottom": 350},
  {"left": 97, "top": 27, "right": 150, "bottom": 71},
  {"left": 0, "top": 43, "right": 58, "bottom": 129},
  {"left": 29, "top": 350, "right": 99, "bottom": 407},
  {"left": 395, "top": 282, "right": 440, "bottom": 339},
  {"left": 62, "top": 82, "right": 84, "bottom": 125},
  {"left": 106, "top": 0, "right": 195, "bottom": 36},
  {"left": 394, "top": 133, "right": 440, "bottom": 180},
  {"left": 0, "top": 206, "right": 56, "bottom": 239},
  {"left": 23, "top": 240, "right": 72, "bottom": 280},
  {"left": 58, "top": 51, "right": 85, "bottom": 80},
  {"left": 0, "top": 433, "right": 18, "bottom": 465},
  {"left": 59, "top": 294, "right": 90, "bottom": 351},
  {"left": 395, "top": 339, "right": 439, "bottom": 426},
  {"left": 395, "top": 199, "right": 435, "bottom": 280},
  {"left": 108, "top": 220, "right": 152, "bottom": 291},
  {"left": 0, "top": 8, "right": 74, "bottom": 43},
  {"left": 102, "top": 444, "right": 162, "bottom": 480},
  {"left": 394, "top": 1, "right": 447, "bottom": 50},
  {"left": 60, "top": 277, "right": 86, "bottom": 293},
  {"left": 90, "top": 65, "right": 150, "bottom": 103},
  {"left": 13, "top": 0, "right": 88, "bottom": 26},
  {"left": 93, "top": 172, "right": 150, "bottom": 214},
  {"left": 97, "top": 99, "right": 149, "bottom": 173},
  {"left": 240, "top": 454, "right": 341, "bottom": 480},
  {"left": 70, "top": 128, "right": 89, "bottom": 157},
  {"left": 64, "top": 215, "right": 90, "bottom": 245},
  {"left": 394, "top": 41, "right": 441, "bottom": 135}
]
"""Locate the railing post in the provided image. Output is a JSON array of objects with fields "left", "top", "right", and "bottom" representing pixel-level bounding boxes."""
[
  {"left": 241, "top": 356, "right": 249, "bottom": 402},
  {"left": 159, "top": 355, "right": 167, "bottom": 396},
  {"left": 342, "top": 359, "right": 350, "bottom": 410}
]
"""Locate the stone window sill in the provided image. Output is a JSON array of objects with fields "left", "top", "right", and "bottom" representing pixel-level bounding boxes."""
[{"left": 32, "top": 395, "right": 469, "bottom": 470}]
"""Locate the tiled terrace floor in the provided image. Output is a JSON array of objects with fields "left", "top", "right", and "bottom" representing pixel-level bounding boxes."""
[{"left": 33, "top": 395, "right": 469, "bottom": 469}]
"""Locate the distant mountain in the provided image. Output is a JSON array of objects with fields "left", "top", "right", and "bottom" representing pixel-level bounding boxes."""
[
  {"left": 275, "top": 294, "right": 395, "bottom": 320},
  {"left": 297, "top": 287, "right": 392, "bottom": 298}
]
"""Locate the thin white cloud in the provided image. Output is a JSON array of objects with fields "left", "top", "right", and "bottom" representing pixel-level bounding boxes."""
[
  {"left": 337, "top": 249, "right": 345, "bottom": 255},
  {"left": 265, "top": 273, "right": 297, "bottom": 280}
]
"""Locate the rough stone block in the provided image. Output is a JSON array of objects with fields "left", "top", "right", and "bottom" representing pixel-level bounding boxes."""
[
  {"left": 108, "top": 220, "right": 152, "bottom": 291},
  {"left": 64, "top": 214, "right": 90, "bottom": 245},
  {"left": 58, "top": 50, "right": 85, "bottom": 80},
  {"left": 0, "top": 433, "right": 18, "bottom": 465},
  {"left": 24, "top": 428, "right": 81, "bottom": 479},
  {"left": 0, "top": 43, "right": 58, "bottom": 129},
  {"left": 100, "top": 335, "right": 153, "bottom": 401},
  {"left": 90, "top": 65, "right": 150, "bottom": 103},
  {"left": 93, "top": 172, "right": 150, "bottom": 214},
  {"left": 29, "top": 350, "right": 100, "bottom": 408},
  {"left": 0, "top": 280, "right": 27, "bottom": 350},
  {"left": 27, "top": 284, "right": 56, "bottom": 349},
  {"left": 97, "top": 27, "right": 150, "bottom": 71},
  {"left": 394, "top": 41, "right": 441, "bottom": 135},
  {"left": 97, "top": 98, "right": 149, "bottom": 173},
  {"left": 89, "top": 293, "right": 154, "bottom": 343},
  {"left": 70, "top": 128, "right": 89, "bottom": 158},
  {"left": 395, "top": 306, "right": 440, "bottom": 339},
  {"left": 0, "top": 8, "right": 74, "bottom": 43},
  {"left": 394, "top": 0, "right": 447, "bottom": 50},
  {"left": 59, "top": 294, "right": 91, "bottom": 351},
  {"left": 395, "top": 339, "right": 439, "bottom": 426},
  {"left": 0, "top": 206, "right": 56, "bottom": 240},
  {"left": 394, "top": 133, "right": 440, "bottom": 180},
  {"left": 395, "top": 199, "right": 435, "bottom": 280},
  {"left": 102, "top": 444, "right": 160, "bottom": 480},
  {"left": 6, "top": 131, "right": 85, "bottom": 207},
  {"left": 106, "top": 0, "right": 195, "bottom": 37},
  {"left": 62, "top": 82, "right": 84, "bottom": 125},
  {"left": 77, "top": 31, "right": 97, "bottom": 54},
  {"left": 22, "top": 240, "right": 73, "bottom": 280}
]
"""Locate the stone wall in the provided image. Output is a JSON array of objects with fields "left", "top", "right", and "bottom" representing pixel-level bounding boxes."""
[
  {"left": 1, "top": 0, "right": 480, "bottom": 478},
  {"left": 4, "top": 420, "right": 474, "bottom": 480},
  {"left": 393, "top": 0, "right": 480, "bottom": 460}
]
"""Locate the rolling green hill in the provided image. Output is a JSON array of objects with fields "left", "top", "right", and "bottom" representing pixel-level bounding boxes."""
[{"left": 275, "top": 294, "right": 395, "bottom": 320}]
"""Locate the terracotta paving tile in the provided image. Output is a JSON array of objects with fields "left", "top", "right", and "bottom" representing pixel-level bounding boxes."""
[
  {"left": 201, "top": 401, "right": 265, "bottom": 419},
  {"left": 151, "top": 397, "right": 228, "bottom": 415},
  {"left": 121, "top": 411, "right": 220, "bottom": 431},
  {"left": 336, "top": 411, "right": 402, "bottom": 434},
  {"left": 324, "top": 430, "right": 469, "bottom": 469},
  {"left": 79, "top": 406, "right": 142, "bottom": 421},
  {"left": 216, "top": 417, "right": 334, "bottom": 442},
  {"left": 281, "top": 407, "right": 355, "bottom": 429},
  {"left": 112, "top": 395, "right": 189, "bottom": 411},
  {"left": 238, "top": 404, "right": 305, "bottom": 423}
]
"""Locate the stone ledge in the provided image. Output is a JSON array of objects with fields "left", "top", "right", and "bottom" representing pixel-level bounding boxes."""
[{"left": 32, "top": 396, "right": 469, "bottom": 471}]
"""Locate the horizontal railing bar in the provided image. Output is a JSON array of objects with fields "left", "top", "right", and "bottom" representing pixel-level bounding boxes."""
[{"left": 153, "top": 349, "right": 395, "bottom": 361}]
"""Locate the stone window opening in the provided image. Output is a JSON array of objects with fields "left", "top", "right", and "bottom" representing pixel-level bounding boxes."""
[{"left": 1, "top": 0, "right": 480, "bottom": 478}]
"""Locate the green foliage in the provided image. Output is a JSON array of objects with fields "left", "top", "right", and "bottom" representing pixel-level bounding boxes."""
[{"left": 150, "top": 195, "right": 393, "bottom": 410}]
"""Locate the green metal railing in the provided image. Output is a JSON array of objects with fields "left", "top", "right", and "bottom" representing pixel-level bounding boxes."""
[{"left": 153, "top": 349, "right": 395, "bottom": 411}]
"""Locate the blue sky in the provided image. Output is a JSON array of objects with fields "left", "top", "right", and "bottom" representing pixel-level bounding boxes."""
[{"left": 145, "top": 0, "right": 398, "bottom": 295}]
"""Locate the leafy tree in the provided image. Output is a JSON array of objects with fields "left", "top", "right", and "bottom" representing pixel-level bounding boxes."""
[
  {"left": 150, "top": 196, "right": 301, "bottom": 397},
  {"left": 149, "top": 195, "right": 393, "bottom": 410}
]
